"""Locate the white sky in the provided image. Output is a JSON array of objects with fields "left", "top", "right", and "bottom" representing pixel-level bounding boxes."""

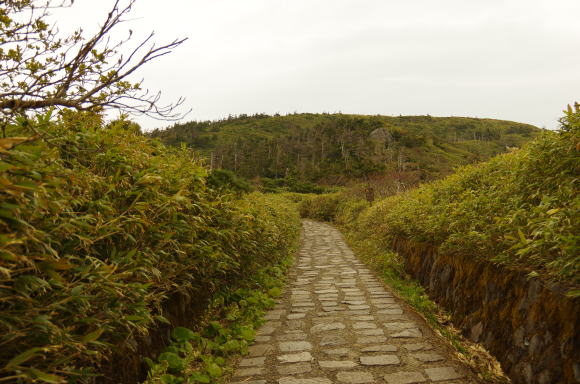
[{"left": 54, "top": 0, "right": 580, "bottom": 131}]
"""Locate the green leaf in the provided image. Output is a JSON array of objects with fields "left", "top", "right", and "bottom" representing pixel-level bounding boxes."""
[
  {"left": 222, "top": 339, "right": 240, "bottom": 353},
  {"left": 268, "top": 286, "right": 282, "bottom": 297},
  {"left": 0, "top": 137, "right": 32, "bottom": 150},
  {"left": 81, "top": 328, "right": 104, "bottom": 343},
  {"left": 158, "top": 352, "right": 185, "bottom": 373},
  {"left": 0, "top": 161, "right": 14, "bottom": 172},
  {"left": 143, "top": 357, "right": 156, "bottom": 369},
  {"left": 189, "top": 372, "right": 210, "bottom": 383},
  {"left": 160, "top": 374, "right": 177, "bottom": 384},
  {"left": 171, "top": 326, "right": 196, "bottom": 342},
  {"left": 28, "top": 368, "right": 64, "bottom": 383},
  {"left": 527, "top": 271, "right": 539, "bottom": 279},
  {"left": 155, "top": 315, "right": 171, "bottom": 324},
  {"left": 517, "top": 229, "right": 528, "bottom": 244},
  {"left": 238, "top": 326, "right": 255, "bottom": 342},
  {"left": 206, "top": 362, "right": 222, "bottom": 378},
  {"left": 70, "top": 285, "right": 83, "bottom": 296},
  {"left": 0, "top": 209, "right": 15, "bottom": 220},
  {"left": 6, "top": 347, "right": 44, "bottom": 368},
  {"left": 0, "top": 202, "right": 19, "bottom": 211},
  {"left": 208, "top": 321, "right": 222, "bottom": 332}
]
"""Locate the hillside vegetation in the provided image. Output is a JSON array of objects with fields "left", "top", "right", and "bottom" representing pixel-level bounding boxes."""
[
  {"left": 0, "top": 112, "right": 301, "bottom": 383},
  {"left": 150, "top": 113, "right": 539, "bottom": 191},
  {"left": 300, "top": 105, "right": 579, "bottom": 288}
]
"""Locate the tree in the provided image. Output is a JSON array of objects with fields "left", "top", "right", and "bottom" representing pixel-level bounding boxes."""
[{"left": 0, "top": 0, "right": 187, "bottom": 134}]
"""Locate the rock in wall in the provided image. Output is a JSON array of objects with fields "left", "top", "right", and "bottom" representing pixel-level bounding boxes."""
[{"left": 392, "top": 238, "right": 580, "bottom": 384}]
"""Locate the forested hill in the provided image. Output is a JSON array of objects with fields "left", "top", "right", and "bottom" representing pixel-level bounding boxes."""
[{"left": 150, "top": 113, "right": 540, "bottom": 186}]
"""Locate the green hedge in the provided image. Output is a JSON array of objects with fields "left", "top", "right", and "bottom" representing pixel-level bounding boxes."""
[
  {"left": 298, "top": 193, "right": 342, "bottom": 222},
  {"left": 300, "top": 106, "right": 580, "bottom": 288},
  {"left": 0, "top": 111, "right": 301, "bottom": 383}
]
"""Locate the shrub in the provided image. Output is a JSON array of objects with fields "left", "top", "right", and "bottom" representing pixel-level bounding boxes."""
[
  {"left": 298, "top": 193, "right": 341, "bottom": 221},
  {"left": 0, "top": 112, "right": 301, "bottom": 382},
  {"left": 260, "top": 177, "right": 327, "bottom": 194},
  {"left": 353, "top": 106, "right": 580, "bottom": 286},
  {"left": 206, "top": 169, "right": 252, "bottom": 194},
  {"left": 300, "top": 105, "right": 579, "bottom": 287}
]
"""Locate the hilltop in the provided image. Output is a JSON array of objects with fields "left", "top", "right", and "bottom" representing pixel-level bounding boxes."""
[{"left": 150, "top": 113, "right": 540, "bottom": 191}]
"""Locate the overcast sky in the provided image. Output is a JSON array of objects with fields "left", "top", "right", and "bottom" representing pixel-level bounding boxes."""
[{"left": 55, "top": 0, "right": 580, "bottom": 131}]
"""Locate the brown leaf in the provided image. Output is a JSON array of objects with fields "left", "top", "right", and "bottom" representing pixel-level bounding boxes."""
[{"left": 0, "top": 137, "right": 34, "bottom": 151}]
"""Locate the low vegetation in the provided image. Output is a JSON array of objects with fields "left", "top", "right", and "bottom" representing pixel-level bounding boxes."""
[
  {"left": 297, "top": 106, "right": 579, "bottom": 382},
  {"left": 144, "top": 254, "right": 292, "bottom": 384},
  {"left": 300, "top": 105, "right": 579, "bottom": 288},
  {"left": 150, "top": 113, "right": 540, "bottom": 192},
  {"left": 0, "top": 112, "right": 301, "bottom": 383},
  {"left": 1, "top": 3, "right": 576, "bottom": 382}
]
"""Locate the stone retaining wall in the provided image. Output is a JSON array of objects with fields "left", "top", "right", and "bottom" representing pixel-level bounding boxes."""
[{"left": 392, "top": 238, "right": 580, "bottom": 384}]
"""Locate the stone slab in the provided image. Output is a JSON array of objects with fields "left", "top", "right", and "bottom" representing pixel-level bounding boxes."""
[
  {"left": 336, "top": 372, "right": 374, "bottom": 383},
  {"left": 424, "top": 367, "right": 464, "bottom": 381},
  {"left": 248, "top": 344, "right": 274, "bottom": 357},
  {"left": 278, "top": 351, "right": 313, "bottom": 363},
  {"left": 279, "top": 341, "right": 312, "bottom": 352},
  {"left": 410, "top": 352, "right": 444, "bottom": 362},
  {"left": 235, "top": 367, "right": 264, "bottom": 376},
  {"left": 361, "top": 344, "right": 397, "bottom": 352},
  {"left": 384, "top": 371, "right": 427, "bottom": 384},
  {"left": 319, "top": 360, "right": 358, "bottom": 369},
  {"left": 239, "top": 357, "right": 266, "bottom": 367},
  {"left": 277, "top": 362, "right": 313, "bottom": 375},
  {"left": 360, "top": 355, "right": 401, "bottom": 366},
  {"left": 279, "top": 378, "right": 332, "bottom": 384}
]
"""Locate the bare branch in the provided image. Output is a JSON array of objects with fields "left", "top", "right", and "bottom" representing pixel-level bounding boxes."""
[{"left": 0, "top": 0, "right": 189, "bottom": 126}]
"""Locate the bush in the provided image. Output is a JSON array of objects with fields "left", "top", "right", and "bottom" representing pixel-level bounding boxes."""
[
  {"left": 277, "top": 192, "right": 310, "bottom": 204},
  {"left": 298, "top": 193, "right": 341, "bottom": 221},
  {"left": 206, "top": 169, "right": 252, "bottom": 194},
  {"left": 0, "top": 112, "right": 301, "bottom": 382},
  {"left": 335, "top": 199, "right": 370, "bottom": 229},
  {"left": 354, "top": 107, "right": 580, "bottom": 286},
  {"left": 298, "top": 193, "right": 369, "bottom": 230},
  {"left": 144, "top": 246, "right": 296, "bottom": 384},
  {"left": 299, "top": 105, "right": 579, "bottom": 287},
  {"left": 260, "top": 177, "right": 327, "bottom": 194}
]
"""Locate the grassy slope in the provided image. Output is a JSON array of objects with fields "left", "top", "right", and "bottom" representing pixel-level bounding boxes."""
[{"left": 150, "top": 113, "right": 540, "bottom": 185}]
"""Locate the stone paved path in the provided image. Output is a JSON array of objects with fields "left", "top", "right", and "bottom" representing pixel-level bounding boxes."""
[{"left": 229, "top": 220, "right": 476, "bottom": 384}]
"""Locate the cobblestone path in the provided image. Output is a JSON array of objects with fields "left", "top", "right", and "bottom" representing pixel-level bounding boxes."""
[{"left": 230, "top": 220, "right": 476, "bottom": 384}]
